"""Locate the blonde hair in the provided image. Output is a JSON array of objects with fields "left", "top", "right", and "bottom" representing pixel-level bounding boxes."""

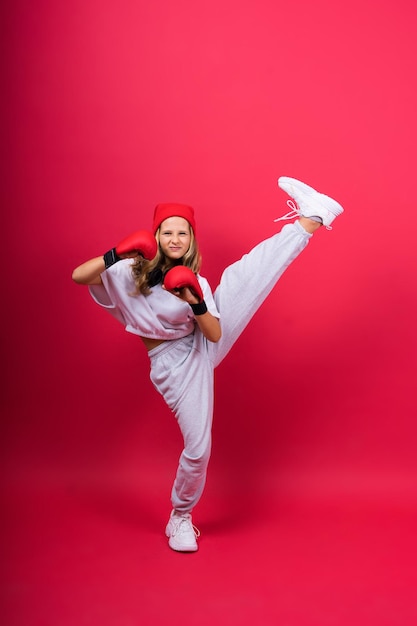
[{"left": 131, "top": 224, "right": 201, "bottom": 295}]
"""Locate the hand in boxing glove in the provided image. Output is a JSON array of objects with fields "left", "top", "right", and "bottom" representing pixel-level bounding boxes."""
[
  {"left": 163, "top": 266, "right": 208, "bottom": 315},
  {"left": 104, "top": 230, "right": 157, "bottom": 269}
]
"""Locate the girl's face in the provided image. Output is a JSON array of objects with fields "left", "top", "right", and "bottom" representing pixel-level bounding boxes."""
[{"left": 158, "top": 216, "right": 191, "bottom": 260}]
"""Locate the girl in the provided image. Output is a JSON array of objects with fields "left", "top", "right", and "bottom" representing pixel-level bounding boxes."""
[{"left": 72, "top": 176, "right": 344, "bottom": 552}]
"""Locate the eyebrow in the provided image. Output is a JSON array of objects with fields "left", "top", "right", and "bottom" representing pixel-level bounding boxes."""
[{"left": 161, "top": 230, "right": 189, "bottom": 234}]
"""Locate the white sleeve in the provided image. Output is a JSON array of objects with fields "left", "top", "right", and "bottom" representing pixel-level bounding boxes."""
[
  {"left": 87, "top": 260, "right": 134, "bottom": 326},
  {"left": 88, "top": 283, "right": 127, "bottom": 326}
]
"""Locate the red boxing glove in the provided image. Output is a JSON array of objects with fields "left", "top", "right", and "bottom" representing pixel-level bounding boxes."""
[
  {"left": 104, "top": 230, "right": 157, "bottom": 269},
  {"left": 163, "top": 266, "right": 204, "bottom": 302},
  {"left": 116, "top": 230, "right": 157, "bottom": 260}
]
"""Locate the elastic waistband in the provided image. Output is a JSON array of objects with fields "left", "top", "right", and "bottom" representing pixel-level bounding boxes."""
[{"left": 148, "top": 333, "right": 194, "bottom": 359}]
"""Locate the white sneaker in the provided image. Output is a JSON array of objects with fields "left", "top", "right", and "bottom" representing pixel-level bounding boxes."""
[
  {"left": 276, "top": 176, "right": 344, "bottom": 230},
  {"left": 165, "top": 510, "right": 200, "bottom": 552}
]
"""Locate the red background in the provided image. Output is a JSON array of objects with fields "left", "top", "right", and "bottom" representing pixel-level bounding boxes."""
[{"left": 2, "top": 1, "right": 417, "bottom": 624}]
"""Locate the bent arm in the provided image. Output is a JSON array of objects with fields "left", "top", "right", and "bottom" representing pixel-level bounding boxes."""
[
  {"left": 168, "top": 285, "right": 222, "bottom": 343},
  {"left": 194, "top": 310, "right": 222, "bottom": 343},
  {"left": 72, "top": 256, "right": 105, "bottom": 285},
  {"left": 72, "top": 229, "right": 153, "bottom": 286}
]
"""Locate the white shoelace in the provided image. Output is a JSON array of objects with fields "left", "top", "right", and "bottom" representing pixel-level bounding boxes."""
[
  {"left": 273, "top": 199, "right": 301, "bottom": 223},
  {"left": 274, "top": 199, "right": 331, "bottom": 229},
  {"left": 172, "top": 516, "right": 201, "bottom": 538}
]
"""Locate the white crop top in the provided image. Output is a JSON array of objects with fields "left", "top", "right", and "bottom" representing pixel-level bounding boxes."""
[{"left": 89, "top": 259, "right": 220, "bottom": 340}]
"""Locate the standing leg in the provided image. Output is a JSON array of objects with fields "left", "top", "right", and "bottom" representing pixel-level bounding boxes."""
[
  {"left": 149, "top": 336, "right": 214, "bottom": 513},
  {"left": 168, "top": 353, "right": 214, "bottom": 516},
  {"left": 149, "top": 336, "right": 214, "bottom": 551}
]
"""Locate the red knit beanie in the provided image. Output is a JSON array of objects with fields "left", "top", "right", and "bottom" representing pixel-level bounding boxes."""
[{"left": 152, "top": 203, "right": 197, "bottom": 235}]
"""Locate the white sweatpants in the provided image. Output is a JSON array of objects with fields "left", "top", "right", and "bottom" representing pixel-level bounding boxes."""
[{"left": 148, "top": 221, "right": 312, "bottom": 513}]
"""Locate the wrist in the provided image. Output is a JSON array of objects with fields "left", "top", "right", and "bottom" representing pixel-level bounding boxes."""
[
  {"left": 103, "top": 247, "right": 122, "bottom": 269},
  {"left": 190, "top": 300, "right": 208, "bottom": 316}
]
